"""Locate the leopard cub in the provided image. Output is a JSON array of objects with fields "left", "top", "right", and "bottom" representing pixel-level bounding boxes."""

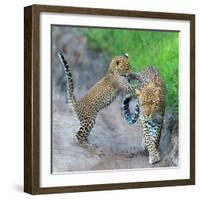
[{"left": 58, "top": 53, "right": 135, "bottom": 149}]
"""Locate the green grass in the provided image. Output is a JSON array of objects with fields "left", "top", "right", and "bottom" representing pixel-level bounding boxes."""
[{"left": 80, "top": 28, "right": 179, "bottom": 114}]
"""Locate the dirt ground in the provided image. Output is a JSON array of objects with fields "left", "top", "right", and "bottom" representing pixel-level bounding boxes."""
[{"left": 51, "top": 26, "right": 178, "bottom": 172}]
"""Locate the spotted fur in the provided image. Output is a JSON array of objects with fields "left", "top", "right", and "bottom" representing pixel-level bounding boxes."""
[
  {"left": 123, "top": 67, "right": 165, "bottom": 164},
  {"left": 58, "top": 52, "right": 135, "bottom": 149}
]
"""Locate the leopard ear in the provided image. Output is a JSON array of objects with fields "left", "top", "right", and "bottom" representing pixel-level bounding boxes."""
[
  {"left": 124, "top": 53, "right": 129, "bottom": 58},
  {"left": 135, "top": 88, "right": 141, "bottom": 96}
]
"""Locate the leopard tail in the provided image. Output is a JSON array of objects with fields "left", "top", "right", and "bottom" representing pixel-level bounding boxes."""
[
  {"left": 58, "top": 52, "right": 76, "bottom": 111},
  {"left": 123, "top": 95, "right": 140, "bottom": 124}
]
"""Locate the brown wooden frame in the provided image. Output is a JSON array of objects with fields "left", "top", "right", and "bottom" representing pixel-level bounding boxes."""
[{"left": 24, "top": 4, "right": 195, "bottom": 195}]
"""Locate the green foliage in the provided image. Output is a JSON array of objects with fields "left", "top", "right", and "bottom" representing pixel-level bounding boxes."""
[{"left": 81, "top": 28, "right": 179, "bottom": 114}]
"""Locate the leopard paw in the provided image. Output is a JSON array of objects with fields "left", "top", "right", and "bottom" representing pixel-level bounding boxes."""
[{"left": 149, "top": 154, "right": 160, "bottom": 164}]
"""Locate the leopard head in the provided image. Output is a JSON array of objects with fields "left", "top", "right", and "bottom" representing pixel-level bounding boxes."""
[
  {"left": 135, "top": 83, "right": 163, "bottom": 119},
  {"left": 108, "top": 54, "right": 132, "bottom": 79}
]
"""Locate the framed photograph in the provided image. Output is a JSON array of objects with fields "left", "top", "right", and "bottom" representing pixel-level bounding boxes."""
[{"left": 24, "top": 4, "right": 195, "bottom": 194}]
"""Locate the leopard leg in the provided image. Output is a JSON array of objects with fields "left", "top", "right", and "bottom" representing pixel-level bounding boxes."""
[
  {"left": 142, "top": 121, "right": 160, "bottom": 164},
  {"left": 147, "top": 139, "right": 160, "bottom": 164},
  {"left": 141, "top": 135, "right": 147, "bottom": 151},
  {"left": 146, "top": 119, "right": 163, "bottom": 149},
  {"left": 155, "top": 123, "right": 163, "bottom": 148},
  {"left": 75, "top": 119, "right": 96, "bottom": 149}
]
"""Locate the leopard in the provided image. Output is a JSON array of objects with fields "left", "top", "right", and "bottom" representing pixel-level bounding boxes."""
[
  {"left": 58, "top": 52, "right": 135, "bottom": 149},
  {"left": 122, "top": 67, "right": 165, "bottom": 164}
]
